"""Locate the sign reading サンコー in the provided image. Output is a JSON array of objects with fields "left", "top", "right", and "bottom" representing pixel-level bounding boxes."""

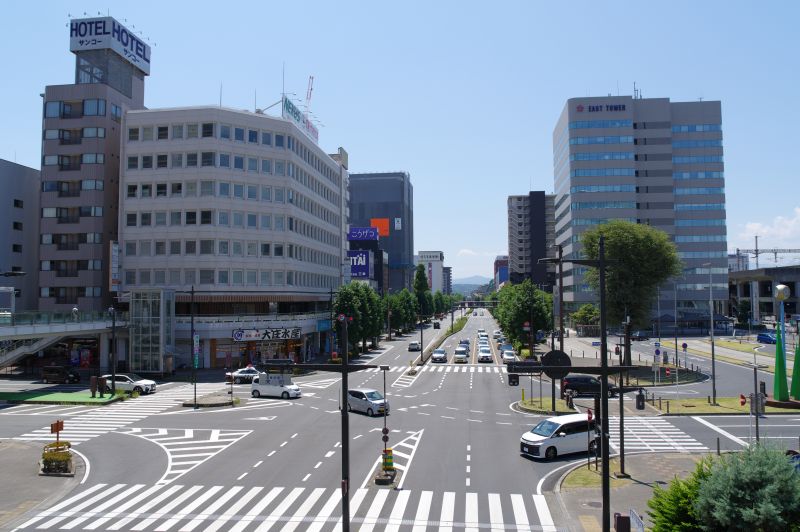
[
  {"left": 232, "top": 328, "right": 302, "bottom": 341},
  {"left": 70, "top": 17, "right": 151, "bottom": 75}
]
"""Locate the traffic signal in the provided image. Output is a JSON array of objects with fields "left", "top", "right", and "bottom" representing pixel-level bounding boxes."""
[
  {"left": 509, "top": 374, "right": 519, "bottom": 386},
  {"left": 739, "top": 394, "right": 746, "bottom": 406}
]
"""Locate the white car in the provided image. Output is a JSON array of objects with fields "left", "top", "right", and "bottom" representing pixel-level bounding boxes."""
[
  {"left": 102, "top": 373, "right": 156, "bottom": 395},
  {"left": 493, "top": 330, "right": 501, "bottom": 339},
  {"left": 408, "top": 341, "right": 422, "bottom": 351},
  {"left": 502, "top": 350, "right": 517, "bottom": 363},
  {"left": 251, "top": 373, "right": 301, "bottom": 399},
  {"left": 520, "top": 413, "right": 597, "bottom": 459},
  {"left": 453, "top": 346, "right": 469, "bottom": 363},
  {"left": 226, "top": 367, "right": 260, "bottom": 384},
  {"left": 431, "top": 348, "right": 447, "bottom": 363},
  {"left": 478, "top": 347, "right": 492, "bottom": 363}
]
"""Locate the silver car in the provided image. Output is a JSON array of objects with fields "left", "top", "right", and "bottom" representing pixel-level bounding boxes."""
[{"left": 347, "top": 388, "right": 389, "bottom": 416}]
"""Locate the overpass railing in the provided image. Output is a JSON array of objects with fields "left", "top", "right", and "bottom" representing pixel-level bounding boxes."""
[{"left": 0, "top": 310, "right": 127, "bottom": 328}]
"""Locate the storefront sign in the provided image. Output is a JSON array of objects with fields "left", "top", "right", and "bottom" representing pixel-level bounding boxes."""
[
  {"left": 370, "top": 218, "right": 390, "bottom": 237},
  {"left": 317, "top": 319, "right": 332, "bottom": 332},
  {"left": 282, "top": 96, "right": 319, "bottom": 143},
  {"left": 348, "top": 250, "right": 370, "bottom": 278},
  {"left": 232, "top": 328, "right": 302, "bottom": 341},
  {"left": 70, "top": 17, "right": 151, "bottom": 75},
  {"left": 347, "top": 227, "right": 379, "bottom": 241},
  {"left": 394, "top": 217, "right": 402, "bottom": 230}
]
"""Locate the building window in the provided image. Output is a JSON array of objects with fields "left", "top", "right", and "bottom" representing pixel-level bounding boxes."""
[
  {"left": 157, "top": 126, "right": 168, "bottom": 140},
  {"left": 185, "top": 211, "right": 197, "bottom": 225},
  {"left": 199, "top": 269, "right": 215, "bottom": 284},
  {"left": 139, "top": 271, "right": 151, "bottom": 285},
  {"left": 261, "top": 271, "right": 271, "bottom": 285},
  {"left": 140, "top": 212, "right": 152, "bottom": 226},
  {"left": 186, "top": 153, "right": 198, "bottom": 167},
  {"left": 185, "top": 181, "right": 197, "bottom": 196},
  {"left": 220, "top": 125, "right": 230, "bottom": 139},
  {"left": 234, "top": 128, "right": 244, "bottom": 142},
  {"left": 247, "top": 213, "right": 257, "bottom": 228},
  {"left": 128, "top": 128, "right": 139, "bottom": 141},
  {"left": 248, "top": 130, "right": 258, "bottom": 143},
  {"left": 139, "top": 241, "right": 151, "bottom": 256},
  {"left": 169, "top": 241, "right": 181, "bottom": 254},
  {"left": 154, "top": 241, "right": 166, "bottom": 255},
  {"left": 185, "top": 240, "right": 197, "bottom": 254},
  {"left": 127, "top": 185, "right": 137, "bottom": 198},
  {"left": 169, "top": 270, "right": 181, "bottom": 284},
  {"left": 219, "top": 153, "right": 230, "bottom": 167},
  {"left": 247, "top": 185, "right": 258, "bottom": 200},
  {"left": 156, "top": 183, "right": 167, "bottom": 197},
  {"left": 246, "top": 270, "right": 257, "bottom": 285},
  {"left": 142, "top": 127, "right": 154, "bottom": 141},
  {"left": 275, "top": 161, "right": 285, "bottom": 175},
  {"left": 155, "top": 212, "right": 167, "bottom": 225},
  {"left": 261, "top": 186, "right": 271, "bottom": 201},
  {"left": 232, "top": 270, "right": 243, "bottom": 285},
  {"left": 141, "top": 184, "right": 152, "bottom": 197},
  {"left": 171, "top": 183, "right": 183, "bottom": 196},
  {"left": 185, "top": 270, "right": 196, "bottom": 284},
  {"left": 172, "top": 125, "right": 184, "bottom": 139},
  {"left": 233, "top": 212, "right": 244, "bottom": 227},
  {"left": 218, "top": 240, "right": 229, "bottom": 255},
  {"left": 125, "top": 242, "right": 136, "bottom": 256},
  {"left": 261, "top": 132, "right": 272, "bottom": 145},
  {"left": 202, "top": 123, "right": 214, "bottom": 138},
  {"left": 261, "top": 159, "right": 271, "bottom": 174},
  {"left": 234, "top": 184, "right": 244, "bottom": 198},
  {"left": 156, "top": 154, "right": 168, "bottom": 168},
  {"left": 171, "top": 153, "right": 183, "bottom": 168},
  {"left": 201, "top": 152, "right": 215, "bottom": 167},
  {"left": 200, "top": 240, "right": 215, "bottom": 254},
  {"left": 218, "top": 182, "right": 230, "bottom": 197},
  {"left": 247, "top": 243, "right": 258, "bottom": 257},
  {"left": 234, "top": 156, "right": 244, "bottom": 170},
  {"left": 12, "top": 221, "right": 22, "bottom": 231},
  {"left": 261, "top": 243, "right": 271, "bottom": 256},
  {"left": 170, "top": 211, "right": 181, "bottom": 225},
  {"left": 127, "top": 156, "right": 138, "bottom": 170},
  {"left": 248, "top": 158, "right": 258, "bottom": 172},
  {"left": 232, "top": 241, "right": 243, "bottom": 256},
  {"left": 142, "top": 155, "right": 153, "bottom": 169},
  {"left": 82, "top": 99, "right": 106, "bottom": 116},
  {"left": 200, "top": 181, "right": 214, "bottom": 196},
  {"left": 275, "top": 134, "right": 284, "bottom": 147},
  {"left": 187, "top": 124, "right": 199, "bottom": 138},
  {"left": 217, "top": 270, "right": 229, "bottom": 284},
  {"left": 260, "top": 215, "right": 271, "bottom": 229},
  {"left": 274, "top": 244, "right": 284, "bottom": 257},
  {"left": 201, "top": 210, "right": 213, "bottom": 224},
  {"left": 218, "top": 211, "right": 229, "bottom": 226},
  {"left": 126, "top": 213, "right": 137, "bottom": 226}
]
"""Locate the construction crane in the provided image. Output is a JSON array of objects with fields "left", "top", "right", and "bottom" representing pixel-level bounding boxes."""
[
  {"left": 305, "top": 75, "right": 314, "bottom": 114},
  {"left": 736, "top": 236, "right": 800, "bottom": 269}
]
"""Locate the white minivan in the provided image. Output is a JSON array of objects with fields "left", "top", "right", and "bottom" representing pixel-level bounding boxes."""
[
  {"left": 520, "top": 413, "right": 597, "bottom": 459},
  {"left": 347, "top": 388, "right": 389, "bottom": 416},
  {"left": 251, "top": 373, "right": 301, "bottom": 399}
]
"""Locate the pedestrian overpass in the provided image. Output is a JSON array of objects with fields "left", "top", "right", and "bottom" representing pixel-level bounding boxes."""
[{"left": 0, "top": 311, "right": 123, "bottom": 369}]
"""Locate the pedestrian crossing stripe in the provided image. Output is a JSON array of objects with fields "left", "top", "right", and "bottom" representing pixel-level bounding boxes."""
[
  {"left": 14, "top": 483, "right": 555, "bottom": 531},
  {"left": 358, "top": 365, "right": 508, "bottom": 374},
  {"left": 607, "top": 416, "right": 709, "bottom": 452},
  {"left": 11, "top": 383, "right": 224, "bottom": 445}
]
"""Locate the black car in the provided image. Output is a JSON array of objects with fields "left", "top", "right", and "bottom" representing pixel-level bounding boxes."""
[
  {"left": 630, "top": 331, "right": 650, "bottom": 341},
  {"left": 562, "top": 374, "right": 618, "bottom": 397}
]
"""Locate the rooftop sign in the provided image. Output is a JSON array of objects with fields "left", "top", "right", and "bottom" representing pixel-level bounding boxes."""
[
  {"left": 70, "top": 17, "right": 151, "bottom": 75},
  {"left": 282, "top": 96, "right": 319, "bottom": 144}
]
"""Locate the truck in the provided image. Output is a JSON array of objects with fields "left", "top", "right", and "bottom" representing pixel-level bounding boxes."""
[{"left": 251, "top": 372, "right": 301, "bottom": 399}]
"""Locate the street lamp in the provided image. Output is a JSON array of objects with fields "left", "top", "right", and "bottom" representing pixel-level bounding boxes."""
[
  {"left": 538, "top": 245, "right": 565, "bottom": 353},
  {"left": 108, "top": 306, "right": 117, "bottom": 395},
  {"left": 380, "top": 364, "right": 389, "bottom": 454},
  {"left": 703, "top": 262, "right": 717, "bottom": 405}
]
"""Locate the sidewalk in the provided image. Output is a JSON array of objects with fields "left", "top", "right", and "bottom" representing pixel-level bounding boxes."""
[
  {"left": 551, "top": 452, "right": 704, "bottom": 531},
  {"left": 0, "top": 439, "right": 82, "bottom": 530}
]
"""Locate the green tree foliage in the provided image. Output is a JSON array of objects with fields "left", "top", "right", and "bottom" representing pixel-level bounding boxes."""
[
  {"left": 396, "top": 288, "right": 418, "bottom": 329},
  {"left": 413, "top": 264, "right": 429, "bottom": 305},
  {"left": 647, "top": 456, "right": 713, "bottom": 531},
  {"left": 493, "top": 280, "right": 552, "bottom": 350},
  {"left": 333, "top": 283, "right": 362, "bottom": 355},
  {"left": 581, "top": 220, "right": 682, "bottom": 328},
  {"left": 433, "top": 291, "right": 446, "bottom": 315},
  {"left": 571, "top": 303, "right": 600, "bottom": 325},
  {"left": 693, "top": 445, "right": 800, "bottom": 531},
  {"left": 354, "top": 283, "right": 382, "bottom": 351}
]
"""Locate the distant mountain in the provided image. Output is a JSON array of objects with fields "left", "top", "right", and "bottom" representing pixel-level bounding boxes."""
[
  {"left": 451, "top": 284, "right": 480, "bottom": 296},
  {"left": 453, "top": 275, "right": 491, "bottom": 285}
]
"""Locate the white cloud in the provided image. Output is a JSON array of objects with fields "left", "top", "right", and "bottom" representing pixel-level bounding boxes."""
[
  {"left": 457, "top": 248, "right": 478, "bottom": 256},
  {"left": 736, "top": 207, "right": 800, "bottom": 249}
]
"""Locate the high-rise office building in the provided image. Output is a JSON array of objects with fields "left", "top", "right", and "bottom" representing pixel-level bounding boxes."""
[
  {"left": 348, "top": 172, "right": 414, "bottom": 292},
  {"left": 507, "top": 192, "right": 556, "bottom": 289},
  {"left": 39, "top": 17, "right": 149, "bottom": 311},
  {"left": 0, "top": 159, "right": 40, "bottom": 311},
  {"left": 553, "top": 96, "right": 727, "bottom": 317}
]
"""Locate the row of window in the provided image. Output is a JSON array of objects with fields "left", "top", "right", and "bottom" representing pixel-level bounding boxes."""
[
  {"left": 570, "top": 168, "right": 635, "bottom": 177},
  {"left": 124, "top": 269, "right": 337, "bottom": 289},
  {"left": 44, "top": 99, "right": 122, "bottom": 122},
  {"left": 673, "top": 156, "right": 724, "bottom": 164},
  {"left": 674, "top": 235, "right": 727, "bottom": 243},
  {"left": 674, "top": 219, "right": 726, "bottom": 227},
  {"left": 126, "top": 210, "right": 283, "bottom": 230},
  {"left": 674, "top": 187, "right": 725, "bottom": 195},
  {"left": 569, "top": 152, "right": 634, "bottom": 161},
  {"left": 44, "top": 128, "right": 106, "bottom": 140},
  {"left": 127, "top": 182, "right": 286, "bottom": 202},
  {"left": 41, "top": 233, "right": 104, "bottom": 246},
  {"left": 42, "top": 206, "right": 103, "bottom": 218},
  {"left": 678, "top": 251, "right": 727, "bottom": 258},
  {"left": 672, "top": 139, "right": 723, "bottom": 148},
  {"left": 40, "top": 260, "right": 102, "bottom": 271},
  {"left": 676, "top": 283, "right": 728, "bottom": 290},
  {"left": 674, "top": 203, "right": 725, "bottom": 211},
  {"left": 43, "top": 154, "right": 106, "bottom": 166},
  {"left": 568, "top": 119, "right": 632, "bottom": 129},
  {"left": 42, "top": 180, "right": 104, "bottom": 193},
  {"left": 572, "top": 201, "right": 636, "bottom": 210},
  {"left": 570, "top": 185, "right": 636, "bottom": 194},
  {"left": 672, "top": 124, "right": 722, "bottom": 133},
  {"left": 569, "top": 136, "right": 634, "bottom": 145},
  {"left": 674, "top": 171, "right": 724, "bottom": 180},
  {"left": 41, "top": 287, "right": 101, "bottom": 298}
]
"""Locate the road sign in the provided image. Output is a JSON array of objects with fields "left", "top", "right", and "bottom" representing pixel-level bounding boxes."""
[
  {"left": 542, "top": 350, "right": 571, "bottom": 380},
  {"left": 655, "top": 349, "right": 660, "bottom": 356},
  {"left": 591, "top": 341, "right": 601, "bottom": 347},
  {"left": 587, "top": 408, "right": 593, "bottom": 422},
  {"left": 337, "top": 314, "right": 346, "bottom": 322},
  {"left": 682, "top": 342, "right": 688, "bottom": 351},
  {"left": 193, "top": 334, "right": 200, "bottom": 369},
  {"left": 523, "top": 321, "right": 530, "bottom": 332},
  {"left": 666, "top": 367, "right": 671, "bottom": 377},
  {"left": 740, "top": 394, "right": 747, "bottom": 406},
  {"left": 654, "top": 342, "right": 660, "bottom": 347}
]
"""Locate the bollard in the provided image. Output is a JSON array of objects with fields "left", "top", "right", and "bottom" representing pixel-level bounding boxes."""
[
  {"left": 89, "top": 375, "right": 98, "bottom": 398},
  {"left": 666, "top": 400, "right": 670, "bottom": 414},
  {"left": 522, "top": 389, "right": 525, "bottom": 403},
  {"left": 596, "top": 351, "right": 598, "bottom": 359},
  {"left": 658, "top": 397, "right": 662, "bottom": 410},
  {"left": 716, "top": 437, "right": 720, "bottom": 456},
  {"left": 707, "top": 395, "right": 711, "bottom": 404}
]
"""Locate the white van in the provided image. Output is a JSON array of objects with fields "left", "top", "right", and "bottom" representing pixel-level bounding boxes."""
[
  {"left": 251, "top": 373, "right": 301, "bottom": 399},
  {"left": 520, "top": 413, "right": 597, "bottom": 459}
]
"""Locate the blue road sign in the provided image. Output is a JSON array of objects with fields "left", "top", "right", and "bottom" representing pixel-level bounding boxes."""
[{"left": 591, "top": 341, "right": 601, "bottom": 346}]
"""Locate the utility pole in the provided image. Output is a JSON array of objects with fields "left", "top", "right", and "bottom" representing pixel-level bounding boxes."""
[{"left": 340, "top": 316, "right": 351, "bottom": 531}]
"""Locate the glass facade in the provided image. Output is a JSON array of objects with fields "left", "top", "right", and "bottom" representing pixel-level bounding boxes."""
[{"left": 129, "top": 289, "right": 175, "bottom": 373}]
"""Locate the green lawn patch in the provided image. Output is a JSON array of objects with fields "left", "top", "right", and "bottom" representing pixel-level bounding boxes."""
[
  {"left": 518, "top": 397, "right": 575, "bottom": 414},
  {"left": 562, "top": 457, "right": 630, "bottom": 489},
  {"left": 0, "top": 390, "right": 120, "bottom": 405},
  {"left": 653, "top": 396, "right": 795, "bottom": 415}
]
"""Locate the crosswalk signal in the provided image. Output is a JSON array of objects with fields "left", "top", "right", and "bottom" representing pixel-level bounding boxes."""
[
  {"left": 509, "top": 374, "right": 519, "bottom": 386},
  {"left": 739, "top": 394, "right": 746, "bottom": 407}
]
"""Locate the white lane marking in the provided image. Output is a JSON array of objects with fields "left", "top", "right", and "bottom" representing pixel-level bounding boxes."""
[
  {"left": 314, "top": 461, "right": 322, "bottom": 469},
  {"left": 533, "top": 493, "right": 556, "bottom": 531},
  {"left": 227, "top": 487, "right": 284, "bottom": 532},
  {"left": 464, "top": 492, "right": 479, "bottom": 531},
  {"left": 280, "top": 487, "right": 325, "bottom": 532},
  {"left": 255, "top": 486, "right": 304, "bottom": 531},
  {"left": 236, "top": 473, "right": 247, "bottom": 480},
  {"left": 488, "top": 493, "right": 504, "bottom": 532},
  {"left": 301, "top": 473, "right": 311, "bottom": 482},
  {"left": 268, "top": 450, "right": 276, "bottom": 456},
  {"left": 353, "top": 434, "right": 363, "bottom": 440},
  {"left": 203, "top": 487, "right": 263, "bottom": 532},
  {"left": 305, "top": 489, "right": 341, "bottom": 532},
  {"left": 384, "top": 489, "right": 411, "bottom": 532},
  {"left": 692, "top": 416, "right": 748, "bottom": 446},
  {"left": 325, "top": 451, "right": 335, "bottom": 458},
  {"left": 411, "top": 491, "right": 433, "bottom": 532},
  {"left": 439, "top": 491, "right": 456, "bottom": 531},
  {"left": 71, "top": 447, "right": 91, "bottom": 484},
  {"left": 511, "top": 493, "right": 530, "bottom": 528},
  {"left": 291, "top": 433, "right": 298, "bottom": 438},
  {"left": 60, "top": 485, "right": 146, "bottom": 530},
  {"left": 360, "top": 488, "right": 390, "bottom": 531},
  {"left": 179, "top": 486, "right": 242, "bottom": 532},
  {"left": 106, "top": 485, "right": 184, "bottom": 530},
  {"left": 253, "top": 461, "right": 263, "bottom": 468}
]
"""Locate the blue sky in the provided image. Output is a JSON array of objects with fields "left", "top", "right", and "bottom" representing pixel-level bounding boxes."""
[{"left": 3, "top": 1, "right": 799, "bottom": 279}]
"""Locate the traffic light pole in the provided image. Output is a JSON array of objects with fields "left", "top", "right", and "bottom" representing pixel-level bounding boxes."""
[{"left": 340, "top": 318, "right": 350, "bottom": 531}]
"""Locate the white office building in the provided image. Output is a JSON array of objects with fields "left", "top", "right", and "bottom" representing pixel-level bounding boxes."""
[{"left": 417, "top": 251, "right": 445, "bottom": 293}]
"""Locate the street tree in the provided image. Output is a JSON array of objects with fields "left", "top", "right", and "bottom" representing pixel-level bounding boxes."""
[
  {"left": 413, "top": 264, "right": 433, "bottom": 317},
  {"left": 333, "top": 283, "right": 362, "bottom": 356},
  {"left": 493, "top": 279, "right": 552, "bottom": 351},
  {"left": 581, "top": 220, "right": 682, "bottom": 329},
  {"left": 354, "top": 283, "right": 382, "bottom": 351},
  {"left": 647, "top": 456, "right": 712, "bottom": 531},
  {"left": 396, "top": 288, "right": 418, "bottom": 330},
  {"left": 570, "top": 303, "right": 600, "bottom": 325},
  {"left": 433, "top": 290, "right": 445, "bottom": 315}
]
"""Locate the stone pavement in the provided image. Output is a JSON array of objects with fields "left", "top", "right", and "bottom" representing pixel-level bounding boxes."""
[
  {"left": 551, "top": 452, "right": 704, "bottom": 531},
  {"left": 0, "top": 439, "right": 82, "bottom": 530}
]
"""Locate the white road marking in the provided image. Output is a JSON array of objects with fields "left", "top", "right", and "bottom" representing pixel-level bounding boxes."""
[
  {"left": 411, "top": 491, "right": 433, "bottom": 532},
  {"left": 384, "top": 489, "right": 411, "bottom": 532},
  {"left": 533, "top": 494, "right": 556, "bottom": 531},
  {"left": 692, "top": 416, "right": 748, "bottom": 446}
]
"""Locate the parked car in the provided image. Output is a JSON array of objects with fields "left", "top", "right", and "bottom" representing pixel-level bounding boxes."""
[
  {"left": 102, "top": 373, "right": 156, "bottom": 394},
  {"left": 431, "top": 348, "right": 448, "bottom": 363},
  {"left": 41, "top": 366, "right": 80, "bottom": 384},
  {"left": 408, "top": 341, "right": 422, "bottom": 351},
  {"left": 630, "top": 331, "right": 650, "bottom": 341},
  {"left": 251, "top": 373, "right": 301, "bottom": 399},
  {"left": 757, "top": 332, "right": 777, "bottom": 344},
  {"left": 453, "top": 346, "right": 469, "bottom": 363},
  {"left": 478, "top": 347, "right": 493, "bottom": 363},
  {"left": 520, "top": 413, "right": 598, "bottom": 459},
  {"left": 561, "top": 374, "right": 619, "bottom": 397},
  {"left": 226, "top": 366, "right": 260, "bottom": 384},
  {"left": 347, "top": 388, "right": 389, "bottom": 416},
  {"left": 502, "top": 350, "right": 517, "bottom": 363}
]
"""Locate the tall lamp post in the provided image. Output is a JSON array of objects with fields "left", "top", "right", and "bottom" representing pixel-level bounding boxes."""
[
  {"left": 703, "top": 262, "right": 717, "bottom": 404},
  {"left": 539, "top": 245, "right": 565, "bottom": 353},
  {"left": 108, "top": 306, "right": 117, "bottom": 395}
]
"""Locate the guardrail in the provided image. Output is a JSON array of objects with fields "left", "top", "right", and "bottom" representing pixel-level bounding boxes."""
[
  {"left": 174, "top": 311, "right": 330, "bottom": 325},
  {"left": 0, "top": 310, "right": 126, "bottom": 327}
]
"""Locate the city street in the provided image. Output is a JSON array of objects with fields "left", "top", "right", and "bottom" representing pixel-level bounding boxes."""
[{"left": 2, "top": 313, "right": 800, "bottom": 531}]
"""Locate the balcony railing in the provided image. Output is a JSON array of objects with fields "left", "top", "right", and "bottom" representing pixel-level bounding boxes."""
[
  {"left": 58, "top": 164, "right": 81, "bottom": 172},
  {"left": 55, "top": 270, "right": 79, "bottom": 278},
  {"left": 59, "top": 137, "right": 82, "bottom": 145},
  {"left": 175, "top": 311, "right": 329, "bottom": 326},
  {"left": 0, "top": 310, "right": 127, "bottom": 327},
  {"left": 57, "top": 216, "right": 80, "bottom": 224},
  {"left": 55, "top": 242, "right": 80, "bottom": 250},
  {"left": 58, "top": 189, "right": 81, "bottom": 197}
]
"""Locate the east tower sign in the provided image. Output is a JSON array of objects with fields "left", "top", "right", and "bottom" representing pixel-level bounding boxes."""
[{"left": 70, "top": 17, "right": 151, "bottom": 75}]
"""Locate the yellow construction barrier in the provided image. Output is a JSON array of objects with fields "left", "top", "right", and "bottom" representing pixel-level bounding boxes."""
[{"left": 383, "top": 448, "right": 394, "bottom": 471}]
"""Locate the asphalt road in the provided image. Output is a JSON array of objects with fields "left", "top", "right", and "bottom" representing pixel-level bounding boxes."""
[{"left": 2, "top": 312, "right": 800, "bottom": 531}]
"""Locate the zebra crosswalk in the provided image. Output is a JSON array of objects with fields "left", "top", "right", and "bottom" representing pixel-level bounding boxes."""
[
  {"left": 361, "top": 365, "right": 509, "bottom": 374},
  {"left": 12, "top": 383, "right": 224, "bottom": 444},
  {"left": 14, "top": 483, "right": 555, "bottom": 531},
  {"left": 608, "top": 416, "right": 708, "bottom": 453}
]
